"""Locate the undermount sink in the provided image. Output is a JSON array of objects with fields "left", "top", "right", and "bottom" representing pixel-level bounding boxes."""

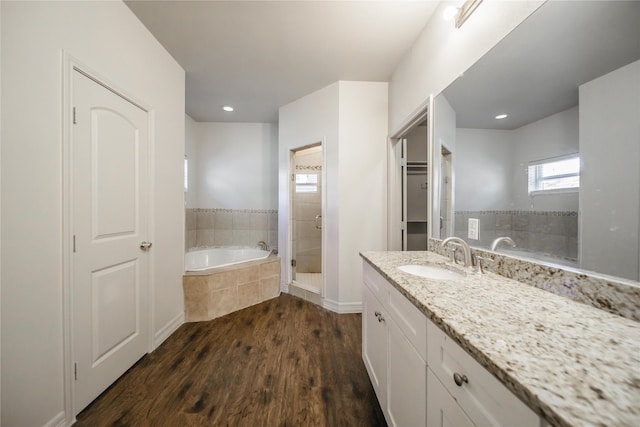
[{"left": 397, "top": 264, "right": 465, "bottom": 281}]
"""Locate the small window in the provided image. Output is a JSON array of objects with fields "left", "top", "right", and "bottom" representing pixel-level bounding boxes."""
[
  {"left": 295, "top": 173, "right": 318, "bottom": 193},
  {"left": 528, "top": 154, "right": 579, "bottom": 194}
]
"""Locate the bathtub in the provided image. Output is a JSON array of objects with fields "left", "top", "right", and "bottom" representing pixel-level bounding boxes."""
[
  {"left": 185, "top": 247, "right": 271, "bottom": 271},
  {"left": 183, "top": 247, "right": 281, "bottom": 321}
]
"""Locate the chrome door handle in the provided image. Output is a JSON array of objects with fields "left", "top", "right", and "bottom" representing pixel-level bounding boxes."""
[
  {"left": 315, "top": 214, "right": 322, "bottom": 229},
  {"left": 140, "top": 241, "right": 153, "bottom": 251}
]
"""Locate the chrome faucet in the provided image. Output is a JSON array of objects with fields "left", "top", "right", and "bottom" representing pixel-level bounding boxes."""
[
  {"left": 257, "top": 241, "right": 269, "bottom": 251},
  {"left": 441, "top": 237, "right": 473, "bottom": 268},
  {"left": 490, "top": 236, "right": 516, "bottom": 252}
]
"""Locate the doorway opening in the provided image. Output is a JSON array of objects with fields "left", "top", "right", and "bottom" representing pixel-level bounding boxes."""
[
  {"left": 388, "top": 108, "right": 430, "bottom": 251},
  {"left": 402, "top": 119, "right": 429, "bottom": 250},
  {"left": 289, "top": 144, "right": 323, "bottom": 298}
]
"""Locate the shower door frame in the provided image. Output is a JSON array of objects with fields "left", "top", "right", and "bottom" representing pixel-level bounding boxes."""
[{"left": 288, "top": 141, "right": 326, "bottom": 298}]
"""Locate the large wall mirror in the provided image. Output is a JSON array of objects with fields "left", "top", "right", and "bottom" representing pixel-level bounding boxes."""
[{"left": 432, "top": 1, "right": 640, "bottom": 281}]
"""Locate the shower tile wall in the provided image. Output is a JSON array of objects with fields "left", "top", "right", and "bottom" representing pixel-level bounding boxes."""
[
  {"left": 293, "top": 148, "right": 322, "bottom": 274},
  {"left": 185, "top": 208, "right": 278, "bottom": 250},
  {"left": 294, "top": 187, "right": 322, "bottom": 273},
  {"left": 454, "top": 210, "right": 578, "bottom": 261}
]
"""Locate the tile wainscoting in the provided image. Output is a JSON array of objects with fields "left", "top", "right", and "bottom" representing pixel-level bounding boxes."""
[
  {"left": 186, "top": 208, "right": 278, "bottom": 250},
  {"left": 454, "top": 210, "right": 578, "bottom": 262}
]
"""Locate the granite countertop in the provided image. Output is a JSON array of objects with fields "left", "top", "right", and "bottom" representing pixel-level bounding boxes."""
[{"left": 360, "top": 251, "right": 640, "bottom": 427}]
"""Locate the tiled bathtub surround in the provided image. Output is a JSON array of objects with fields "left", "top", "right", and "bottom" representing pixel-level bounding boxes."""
[
  {"left": 454, "top": 210, "right": 578, "bottom": 262},
  {"left": 183, "top": 255, "right": 281, "bottom": 322},
  {"left": 185, "top": 208, "right": 278, "bottom": 250},
  {"left": 428, "top": 238, "right": 640, "bottom": 322}
]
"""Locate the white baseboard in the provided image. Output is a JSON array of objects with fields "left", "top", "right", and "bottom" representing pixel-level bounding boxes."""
[
  {"left": 323, "top": 298, "right": 363, "bottom": 314},
  {"left": 43, "top": 411, "right": 66, "bottom": 427},
  {"left": 153, "top": 311, "right": 185, "bottom": 349}
]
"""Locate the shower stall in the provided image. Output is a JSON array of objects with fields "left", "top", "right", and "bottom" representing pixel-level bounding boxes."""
[{"left": 290, "top": 144, "right": 323, "bottom": 295}]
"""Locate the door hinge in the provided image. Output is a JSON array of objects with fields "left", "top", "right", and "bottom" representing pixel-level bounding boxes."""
[
  {"left": 291, "top": 174, "right": 295, "bottom": 182},
  {"left": 73, "top": 235, "right": 77, "bottom": 253},
  {"left": 401, "top": 157, "right": 407, "bottom": 167},
  {"left": 74, "top": 362, "right": 78, "bottom": 381},
  {"left": 291, "top": 259, "right": 297, "bottom": 267},
  {"left": 401, "top": 221, "right": 406, "bottom": 231},
  {"left": 73, "top": 107, "right": 77, "bottom": 125}
]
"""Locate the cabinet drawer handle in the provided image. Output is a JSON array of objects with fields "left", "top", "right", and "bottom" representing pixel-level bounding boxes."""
[{"left": 453, "top": 372, "right": 468, "bottom": 387}]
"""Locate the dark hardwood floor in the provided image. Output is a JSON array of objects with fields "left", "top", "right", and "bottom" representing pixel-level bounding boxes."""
[{"left": 75, "top": 293, "right": 386, "bottom": 426}]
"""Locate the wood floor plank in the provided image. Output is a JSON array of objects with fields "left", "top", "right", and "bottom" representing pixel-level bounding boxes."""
[{"left": 75, "top": 294, "right": 386, "bottom": 427}]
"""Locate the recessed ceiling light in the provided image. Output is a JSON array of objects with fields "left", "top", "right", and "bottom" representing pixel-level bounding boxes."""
[
  {"left": 495, "top": 114, "right": 508, "bottom": 119},
  {"left": 222, "top": 105, "right": 234, "bottom": 112}
]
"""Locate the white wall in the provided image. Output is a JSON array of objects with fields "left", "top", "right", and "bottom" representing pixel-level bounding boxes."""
[
  {"left": 337, "top": 81, "right": 388, "bottom": 304},
  {"left": 185, "top": 114, "right": 199, "bottom": 208},
  {"left": 1, "top": 2, "right": 185, "bottom": 425},
  {"left": 194, "top": 122, "right": 278, "bottom": 210},
  {"left": 449, "top": 106, "right": 578, "bottom": 214},
  {"left": 406, "top": 124, "right": 428, "bottom": 162},
  {"left": 279, "top": 82, "right": 339, "bottom": 302},
  {"left": 388, "top": 0, "right": 544, "bottom": 134},
  {"left": 455, "top": 128, "right": 513, "bottom": 211},
  {"left": 279, "top": 81, "right": 387, "bottom": 310},
  {"left": 511, "top": 106, "right": 579, "bottom": 211},
  {"left": 580, "top": 59, "right": 640, "bottom": 281}
]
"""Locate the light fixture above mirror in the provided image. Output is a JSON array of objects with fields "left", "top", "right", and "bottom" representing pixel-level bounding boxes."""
[{"left": 455, "top": 0, "right": 484, "bottom": 29}]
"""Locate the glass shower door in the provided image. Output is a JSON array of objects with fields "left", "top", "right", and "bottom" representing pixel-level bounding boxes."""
[{"left": 291, "top": 145, "right": 323, "bottom": 294}]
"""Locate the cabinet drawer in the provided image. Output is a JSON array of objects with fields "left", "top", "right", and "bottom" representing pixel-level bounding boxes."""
[
  {"left": 427, "top": 320, "right": 539, "bottom": 427},
  {"left": 363, "top": 261, "right": 390, "bottom": 305},
  {"left": 364, "top": 261, "right": 427, "bottom": 360},
  {"left": 427, "top": 368, "right": 474, "bottom": 427},
  {"left": 388, "top": 283, "right": 427, "bottom": 360}
]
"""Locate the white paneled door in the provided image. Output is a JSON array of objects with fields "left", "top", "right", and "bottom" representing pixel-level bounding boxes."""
[{"left": 72, "top": 69, "right": 150, "bottom": 414}]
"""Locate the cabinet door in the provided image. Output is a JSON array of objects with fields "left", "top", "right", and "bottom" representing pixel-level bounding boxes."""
[
  {"left": 427, "top": 369, "right": 475, "bottom": 427},
  {"left": 387, "top": 319, "right": 426, "bottom": 427},
  {"left": 363, "top": 284, "right": 388, "bottom": 411},
  {"left": 427, "top": 321, "right": 539, "bottom": 427}
]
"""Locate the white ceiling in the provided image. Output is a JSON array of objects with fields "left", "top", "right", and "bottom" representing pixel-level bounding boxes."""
[{"left": 125, "top": 0, "right": 440, "bottom": 123}]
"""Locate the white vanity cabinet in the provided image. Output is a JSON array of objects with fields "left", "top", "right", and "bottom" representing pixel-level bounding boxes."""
[
  {"left": 426, "top": 322, "right": 539, "bottom": 427},
  {"left": 362, "top": 260, "right": 542, "bottom": 427},
  {"left": 427, "top": 368, "right": 475, "bottom": 427},
  {"left": 362, "top": 262, "right": 427, "bottom": 427},
  {"left": 362, "top": 283, "right": 388, "bottom": 410}
]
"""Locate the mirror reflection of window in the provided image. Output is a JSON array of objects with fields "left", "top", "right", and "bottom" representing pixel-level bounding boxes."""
[
  {"left": 528, "top": 155, "right": 580, "bottom": 194},
  {"left": 432, "top": 1, "right": 640, "bottom": 280}
]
